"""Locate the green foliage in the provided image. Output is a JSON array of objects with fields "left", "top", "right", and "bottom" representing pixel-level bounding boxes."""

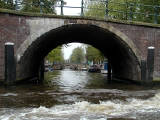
[
  {"left": 0, "top": 0, "right": 57, "bottom": 13},
  {"left": 84, "top": 0, "right": 160, "bottom": 24},
  {"left": 70, "top": 47, "right": 85, "bottom": 64},
  {"left": 137, "top": 0, "right": 160, "bottom": 23},
  {"left": 108, "top": 0, "right": 134, "bottom": 20},
  {"left": 84, "top": 0, "right": 138, "bottom": 20},
  {"left": 21, "top": 0, "right": 57, "bottom": 14},
  {"left": 46, "top": 46, "right": 64, "bottom": 63},
  {"left": 86, "top": 45, "right": 104, "bottom": 63},
  {"left": 85, "top": 1, "right": 106, "bottom": 19},
  {"left": 0, "top": 0, "right": 15, "bottom": 10}
]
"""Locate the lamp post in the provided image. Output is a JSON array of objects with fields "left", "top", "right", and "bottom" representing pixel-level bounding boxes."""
[
  {"left": 15, "top": 0, "right": 18, "bottom": 10},
  {"left": 154, "top": 6, "right": 158, "bottom": 24},
  {"left": 60, "top": 0, "right": 64, "bottom": 15},
  {"left": 40, "top": 0, "right": 44, "bottom": 14},
  {"left": 81, "top": 0, "right": 84, "bottom": 16},
  {"left": 105, "top": 0, "right": 108, "bottom": 17}
]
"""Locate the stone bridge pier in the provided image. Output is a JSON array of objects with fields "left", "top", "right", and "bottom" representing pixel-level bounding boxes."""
[{"left": 0, "top": 9, "right": 160, "bottom": 84}]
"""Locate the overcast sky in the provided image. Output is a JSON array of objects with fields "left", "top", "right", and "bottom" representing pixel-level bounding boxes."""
[
  {"left": 63, "top": 43, "right": 83, "bottom": 60},
  {"left": 56, "top": 0, "right": 83, "bottom": 60},
  {"left": 56, "top": 0, "right": 82, "bottom": 16}
]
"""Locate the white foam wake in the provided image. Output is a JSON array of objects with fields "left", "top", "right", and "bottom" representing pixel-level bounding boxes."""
[{"left": 1, "top": 92, "right": 160, "bottom": 120}]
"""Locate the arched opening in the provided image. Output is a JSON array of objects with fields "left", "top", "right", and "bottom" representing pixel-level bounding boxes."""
[{"left": 16, "top": 24, "right": 140, "bottom": 82}]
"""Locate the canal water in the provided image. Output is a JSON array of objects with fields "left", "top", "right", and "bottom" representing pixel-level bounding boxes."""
[{"left": 0, "top": 69, "right": 160, "bottom": 120}]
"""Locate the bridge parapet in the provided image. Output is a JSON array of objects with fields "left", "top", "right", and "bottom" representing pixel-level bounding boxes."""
[{"left": 1, "top": 0, "right": 160, "bottom": 24}]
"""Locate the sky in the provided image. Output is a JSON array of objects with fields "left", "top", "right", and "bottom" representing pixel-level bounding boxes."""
[
  {"left": 56, "top": 0, "right": 82, "bottom": 16},
  {"left": 63, "top": 43, "right": 83, "bottom": 60},
  {"left": 56, "top": 0, "right": 83, "bottom": 60}
]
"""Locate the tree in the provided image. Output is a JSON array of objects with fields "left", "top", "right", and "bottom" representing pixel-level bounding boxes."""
[
  {"left": 46, "top": 46, "right": 64, "bottom": 64},
  {"left": 0, "top": 0, "right": 59, "bottom": 14},
  {"left": 21, "top": 0, "right": 57, "bottom": 14},
  {"left": 85, "top": 0, "right": 139, "bottom": 20},
  {"left": 0, "top": 0, "right": 15, "bottom": 10},
  {"left": 85, "top": 45, "right": 104, "bottom": 64},
  {"left": 84, "top": 0, "right": 160, "bottom": 24},
  {"left": 70, "top": 47, "right": 85, "bottom": 64},
  {"left": 137, "top": 0, "right": 160, "bottom": 23},
  {"left": 108, "top": 0, "right": 136, "bottom": 20},
  {"left": 84, "top": 1, "right": 106, "bottom": 19}
]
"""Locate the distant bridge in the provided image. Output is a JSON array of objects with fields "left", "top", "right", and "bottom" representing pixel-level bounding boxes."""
[{"left": 0, "top": 9, "right": 160, "bottom": 84}]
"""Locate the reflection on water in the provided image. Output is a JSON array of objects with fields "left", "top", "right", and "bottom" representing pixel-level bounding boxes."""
[
  {"left": 0, "top": 69, "right": 160, "bottom": 120},
  {"left": 45, "top": 69, "right": 89, "bottom": 92}
]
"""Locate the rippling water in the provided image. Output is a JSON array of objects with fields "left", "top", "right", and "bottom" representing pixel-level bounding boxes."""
[{"left": 0, "top": 69, "right": 160, "bottom": 120}]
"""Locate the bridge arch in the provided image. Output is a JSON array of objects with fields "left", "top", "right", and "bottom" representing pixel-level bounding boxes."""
[{"left": 16, "top": 22, "right": 141, "bottom": 81}]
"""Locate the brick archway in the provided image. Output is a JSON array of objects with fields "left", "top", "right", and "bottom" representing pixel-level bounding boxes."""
[{"left": 16, "top": 23, "right": 141, "bottom": 81}]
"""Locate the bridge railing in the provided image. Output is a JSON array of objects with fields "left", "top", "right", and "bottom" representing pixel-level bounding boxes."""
[{"left": 1, "top": 0, "right": 160, "bottom": 24}]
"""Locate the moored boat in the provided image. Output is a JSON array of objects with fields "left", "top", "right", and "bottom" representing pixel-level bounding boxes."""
[{"left": 88, "top": 65, "right": 101, "bottom": 73}]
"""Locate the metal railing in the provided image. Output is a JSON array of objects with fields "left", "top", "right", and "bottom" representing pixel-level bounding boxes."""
[{"left": 1, "top": 0, "right": 160, "bottom": 24}]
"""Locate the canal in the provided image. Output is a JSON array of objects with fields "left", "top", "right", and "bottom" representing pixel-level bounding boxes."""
[{"left": 0, "top": 69, "right": 160, "bottom": 120}]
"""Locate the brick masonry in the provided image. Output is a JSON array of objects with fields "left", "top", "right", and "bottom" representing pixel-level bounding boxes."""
[
  {"left": 110, "top": 23, "right": 160, "bottom": 77},
  {"left": 0, "top": 13, "right": 30, "bottom": 81},
  {"left": 0, "top": 12, "right": 160, "bottom": 82}
]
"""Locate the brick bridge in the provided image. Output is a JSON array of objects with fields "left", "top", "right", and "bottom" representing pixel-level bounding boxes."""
[{"left": 0, "top": 9, "right": 160, "bottom": 83}]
